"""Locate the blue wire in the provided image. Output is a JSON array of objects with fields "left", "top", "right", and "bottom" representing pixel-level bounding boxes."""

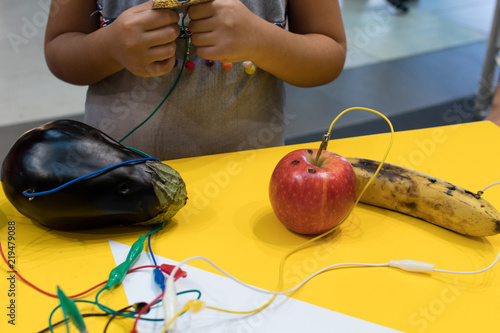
[
  {"left": 145, "top": 222, "right": 165, "bottom": 238},
  {"left": 148, "top": 232, "right": 158, "bottom": 267},
  {"left": 22, "top": 157, "right": 159, "bottom": 197},
  {"left": 148, "top": 226, "right": 166, "bottom": 291}
]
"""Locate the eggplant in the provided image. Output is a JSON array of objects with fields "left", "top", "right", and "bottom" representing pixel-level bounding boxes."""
[{"left": 1, "top": 120, "right": 187, "bottom": 230}]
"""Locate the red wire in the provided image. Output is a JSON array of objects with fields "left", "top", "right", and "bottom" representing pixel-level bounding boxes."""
[
  {"left": 0, "top": 238, "right": 158, "bottom": 299},
  {"left": 131, "top": 290, "right": 165, "bottom": 332},
  {"left": 0, "top": 238, "right": 65, "bottom": 298},
  {"left": 1, "top": 238, "right": 173, "bottom": 333}
]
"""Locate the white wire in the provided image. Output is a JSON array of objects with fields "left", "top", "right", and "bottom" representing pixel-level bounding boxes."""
[
  {"left": 167, "top": 250, "right": 500, "bottom": 297},
  {"left": 479, "top": 181, "right": 500, "bottom": 194},
  {"left": 433, "top": 249, "right": 500, "bottom": 274},
  {"left": 172, "top": 257, "right": 389, "bottom": 296}
]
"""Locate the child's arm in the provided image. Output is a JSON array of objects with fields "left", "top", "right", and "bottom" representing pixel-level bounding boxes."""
[
  {"left": 44, "top": 0, "right": 180, "bottom": 85},
  {"left": 188, "top": 0, "right": 346, "bottom": 87}
]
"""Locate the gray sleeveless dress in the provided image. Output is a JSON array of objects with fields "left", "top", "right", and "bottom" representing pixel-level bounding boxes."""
[{"left": 85, "top": 0, "right": 287, "bottom": 160}]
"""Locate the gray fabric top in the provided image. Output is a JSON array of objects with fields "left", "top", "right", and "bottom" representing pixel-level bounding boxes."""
[{"left": 85, "top": 0, "right": 287, "bottom": 160}]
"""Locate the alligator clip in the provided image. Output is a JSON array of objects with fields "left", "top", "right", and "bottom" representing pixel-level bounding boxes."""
[{"left": 315, "top": 132, "right": 331, "bottom": 165}]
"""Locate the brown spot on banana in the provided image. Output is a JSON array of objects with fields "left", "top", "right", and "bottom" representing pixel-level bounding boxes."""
[{"left": 346, "top": 157, "right": 500, "bottom": 237}]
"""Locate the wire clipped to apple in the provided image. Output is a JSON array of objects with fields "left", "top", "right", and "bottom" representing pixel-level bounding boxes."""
[{"left": 269, "top": 142, "right": 356, "bottom": 235}]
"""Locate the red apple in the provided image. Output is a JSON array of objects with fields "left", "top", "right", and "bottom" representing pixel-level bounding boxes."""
[{"left": 269, "top": 148, "right": 356, "bottom": 235}]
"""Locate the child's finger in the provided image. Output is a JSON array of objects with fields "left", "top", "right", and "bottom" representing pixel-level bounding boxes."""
[
  {"left": 130, "top": 0, "right": 156, "bottom": 13},
  {"left": 143, "top": 24, "right": 180, "bottom": 46},
  {"left": 147, "top": 42, "right": 177, "bottom": 63},
  {"left": 187, "top": 0, "right": 215, "bottom": 20},
  {"left": 145, "top": 57, "right": 177, "bottom": 77},
  {"left": 129, "top": 0, "right": 180, "bottom": 31},
  {"left": 143, "top": 10, "right": 180, "bottom": 31}
]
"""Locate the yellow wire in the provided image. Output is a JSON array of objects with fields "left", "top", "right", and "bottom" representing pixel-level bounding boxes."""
[
  {"left": 206, "top": 107, "right": 395, "bottom": 315},
  {"left": 162, "top": 310, "right": 185, "bottom": 332},
  {"left": 162, "top": 300, "right": 206, "bottom": 332},
  {"left": 166, "top": 107, "right": 395, "bottom": 322}
]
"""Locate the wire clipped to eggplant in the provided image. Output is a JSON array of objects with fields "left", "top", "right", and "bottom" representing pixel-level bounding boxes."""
[{"left": 1, "top": 120, "right": 187, "bottom": 230}]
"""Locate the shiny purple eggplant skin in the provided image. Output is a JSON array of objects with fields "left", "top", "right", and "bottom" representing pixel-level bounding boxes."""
[{"left": 1, "top": 120, "right": 187, "bottom": 230}]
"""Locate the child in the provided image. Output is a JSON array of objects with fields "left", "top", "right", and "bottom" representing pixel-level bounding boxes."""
[{"left": 44, "top": 0, "right": 346, "bottom": 160}]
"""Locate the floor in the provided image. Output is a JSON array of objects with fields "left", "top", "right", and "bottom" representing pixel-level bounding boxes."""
[
  {"left": 285, "top": 0, "right": 497, "bottom": 142},
  {"left": 0, "top": 0, "right": 497, "bottom": 159}
]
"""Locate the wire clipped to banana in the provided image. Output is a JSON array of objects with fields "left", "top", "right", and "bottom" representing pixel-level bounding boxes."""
[{"left": 347, "top": 157, "right": 500, "bottom": 237}]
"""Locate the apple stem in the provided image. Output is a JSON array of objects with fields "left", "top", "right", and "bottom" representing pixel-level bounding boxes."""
[{"left": 315, "top": 132, "right": 331, "bottom": 165}]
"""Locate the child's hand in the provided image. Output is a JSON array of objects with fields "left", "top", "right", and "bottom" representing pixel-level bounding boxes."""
[
  {"left": 106, "top": 0, "right": 180, "bottom": 77},
  {"left": 188, "top": 0, "right": 263, "bottom": 63}
]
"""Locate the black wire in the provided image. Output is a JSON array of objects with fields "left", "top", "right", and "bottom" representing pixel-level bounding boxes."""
[
  {"left": 37, "top": 305, "right": 134, "bottom": 333},
  {"left": 103, "top": 311, "right": 124, "bottom": 333},
  {"left": 39, "top": 290, "right": 201, "bottom": 332},
  {"left": 37, "top": 313, "right": 110, "bottom": 333},
  {"left": 102, "top": 302, "right": 151, "bottom": 333}
]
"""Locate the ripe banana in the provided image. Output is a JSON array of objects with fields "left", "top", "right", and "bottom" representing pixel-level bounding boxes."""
[{"left": 346, "top": 157, "right": 500, "bottom": 237}]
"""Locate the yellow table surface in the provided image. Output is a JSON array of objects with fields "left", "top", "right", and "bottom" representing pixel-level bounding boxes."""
[{"left": 1, "top": 121, "right": 500, "bottom": 333}]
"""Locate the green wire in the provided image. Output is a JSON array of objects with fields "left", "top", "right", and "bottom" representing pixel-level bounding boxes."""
[
  {"left": 125, "top": 146, "right": 154, "bottom": 158},
  {"left": 57, "top": 287, "right": 87, "bottom": 332},
  {"left": 95, "top": 287, "right": 121, "bottom": 316},
  {"left": 119, "top": 14, "right": 190, "bottom": 144},
  {"left": 95, "top": 284, "right": 202, "bottom": 317},
  {"left": 48, "top": 300, "right": 119, "bottom": 333},
  {"left": 178, "top": 289, "right": 202, "bottom": 300},
  {"left": 145, "top": 221, "right": 166, "bottom": 238}
]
